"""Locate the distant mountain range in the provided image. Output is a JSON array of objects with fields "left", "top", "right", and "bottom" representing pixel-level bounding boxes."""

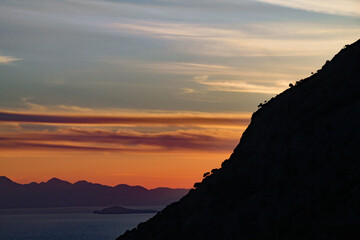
[{"left": 0, "top": 176, "right": 189, "bottom": 209}]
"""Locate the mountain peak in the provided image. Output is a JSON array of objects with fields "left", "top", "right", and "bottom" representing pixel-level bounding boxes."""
[
  {"left": 46, "top": 178, "right": 70, "bottom": 185},
  {"left": 0, "top": 176, "right": 14, "bottom": 184},
  {"left": 115, "top": 184, "right": 148, "bottom": 191},
  {"left": 74, "top": 180, "right": 91, "bottom": 184}
]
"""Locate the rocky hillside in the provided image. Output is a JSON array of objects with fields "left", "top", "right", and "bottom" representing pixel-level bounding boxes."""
[{"left": 117, "top": 39, "right": 360, "bottom": 240}]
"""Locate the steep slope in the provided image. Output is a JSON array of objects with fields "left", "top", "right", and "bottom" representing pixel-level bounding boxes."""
[
  {"left": 0, "top": 177, "right": 189, "bottom": 208},
  {"left": 117, "top": 39, "right": 360, "bottom": 240}
]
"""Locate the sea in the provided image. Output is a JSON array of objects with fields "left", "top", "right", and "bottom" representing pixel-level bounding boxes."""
[{"left": 0, "top": 206, "right": 163, "bottom": 240}]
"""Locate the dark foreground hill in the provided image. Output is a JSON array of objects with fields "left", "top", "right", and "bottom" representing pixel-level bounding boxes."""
[
  {"left": 0, "top": 177, "right": 188, "bottom": 208},
  {"left": 117, "top": 39, "right": 360, "bottom": 240}
]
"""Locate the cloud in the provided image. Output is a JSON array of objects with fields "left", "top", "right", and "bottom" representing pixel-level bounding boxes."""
[
  {"left": 195, "top": 77, "right": 289, "bottom": 94},
  {"left": 0, "top": 122, "right": 22, "bottom": 131},
  {"left": 255, "top": 0, "right": 360, "bottom": 17},
  {"left": 180, "top": 88, "right": 197, "bottom": 94},
  {"left": 0, "top": 111, "right": 250, "bottom": 127},
  {"left": 57, "top": 105, "right": 92, "bottom": 112},
  {"left": 101, "top": 59, "right": 302, "bottom": 83},
  {"left": 100, "top": 59, "right": 312, "bottom": 95},
  {"left": 0, "top": 110, "right": 246, "bottom": 153},
  {"left": 0, "top": 140, "right": 120, "bottom": 152},
  {"left": 21, "top": 98, "right": 47, "bottom": 111},
  {"left": 107, "top": 21, "right": 241, "bottom": 40},
  {"left": 0, "top": 54, "right": 22, "bottom": 64},
  {"left": 106, "top": 21, "right": 359, "bottom": 57},
  {"left": 0, "top": 128, "right": 240, "bottom": 152}
]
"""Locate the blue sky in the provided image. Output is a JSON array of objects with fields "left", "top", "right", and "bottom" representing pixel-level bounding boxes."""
[
  {"left": 0, "top": 0, "right": 359, "bottom": 187},
  {"left": 1, "top": 0, "right": 359, "bottom": 113}
]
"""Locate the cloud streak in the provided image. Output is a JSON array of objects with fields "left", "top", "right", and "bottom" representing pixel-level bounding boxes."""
[
  {"left": 0, "top": 140, "right": 120, "bottom": 152},
  {"left": 195, "top": 77, "right": 288, "bottom": 94},
  {"left": 106, "top": 21, "right": 359, "bottom": 57},
  {"left": 0, "top": 54, "right": 22, "bottom": 64},
  {"left": 0, "top": 111, "right": 250, "bottom": 127},
  {"left": 0, "top": 128, "right": 239, "bottom": 152},
  {"left": 255, "top": 0, "right": 360, "bottom": 17}
]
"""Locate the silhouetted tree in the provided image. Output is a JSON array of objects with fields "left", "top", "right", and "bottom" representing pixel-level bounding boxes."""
[
  {"left": 203, "top": 172, "right": 210, "bottom": 178},
  {"left": 289, "top": 83, "right": 294, "bottom": 88},
  {"left": 221, "top": 159, "right": 230, "bottom": 168}
]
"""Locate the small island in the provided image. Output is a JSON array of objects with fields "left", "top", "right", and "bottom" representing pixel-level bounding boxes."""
[{"left": 93, "top": 206, "right": 158, "bottom": 214}]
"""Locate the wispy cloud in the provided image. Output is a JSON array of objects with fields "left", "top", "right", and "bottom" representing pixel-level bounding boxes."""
[
  {"left": 106, "top": 21, "right": 359, "bottom": 56},
  {"left": 255, "top": 0, "right": 360, "bottom": 17},
  {"left": 0, "top": 140, "right": 120, "bottom": 152},
  {"left": 101, "top": 59, "right": 303, "bottom": 83},
  {"left": 21, "top": 98, "right": 46, "bottom": 111},
  {"left": 195, "top": 76, "right": 288, "bottom": 94},
  {"left": 107, "top": 21, "right": 240, "bottom": 40},
  {"left": 0, "top": 54, "right": 22, "bottom": 64},
  {"left": 57, "top": 105, "right": 92, "bottom": 112}
]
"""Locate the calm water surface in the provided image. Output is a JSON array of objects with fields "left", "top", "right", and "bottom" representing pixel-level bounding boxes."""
[{"left": 0, "top": 206, "right": 162, "bottom": 240}]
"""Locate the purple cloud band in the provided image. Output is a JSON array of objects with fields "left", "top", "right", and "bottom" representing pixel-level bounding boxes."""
[
  {"left": 0, "top": 128, "right": 239, "bottom": 152},
  {"left": 0, "top": 111, "right": 250, "bottom": 126}
]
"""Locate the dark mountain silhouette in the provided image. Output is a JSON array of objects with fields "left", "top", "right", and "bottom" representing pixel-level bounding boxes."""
[
  {"left": 0, "top": 176, "right": 16, "bottom": 185},
  {"left": 0, "top": 177, "right": 189, "bottom": 209},
  {"left": 117, "top": 39, "right": 360, "bottom": 240}
]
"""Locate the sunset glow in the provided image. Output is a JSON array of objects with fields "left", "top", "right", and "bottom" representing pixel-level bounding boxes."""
[
  {"left": 1, "top": 0, "right": 359, "bottom": 188},
  {"left": 0, "top": 110, "right": 249, "bottom": 188}
]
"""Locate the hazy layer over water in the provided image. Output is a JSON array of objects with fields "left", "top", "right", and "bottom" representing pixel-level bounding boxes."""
[{"left": 0, "top": 206, "right": 161, "bottom": 240}]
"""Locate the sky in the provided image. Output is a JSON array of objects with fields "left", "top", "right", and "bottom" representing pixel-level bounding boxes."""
[{"left": 0, "top": 0, "right": 359, "bottom": 188}]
